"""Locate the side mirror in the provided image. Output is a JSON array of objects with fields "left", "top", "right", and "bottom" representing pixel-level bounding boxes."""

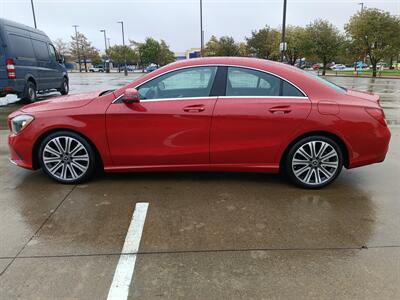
[{"left": 123, "top": 88, "right": 140, "bottom": 104}]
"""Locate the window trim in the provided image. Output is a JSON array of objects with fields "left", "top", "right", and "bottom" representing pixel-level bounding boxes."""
[{"left": 113, "top": 64, "right": 308, "bottom": 104}]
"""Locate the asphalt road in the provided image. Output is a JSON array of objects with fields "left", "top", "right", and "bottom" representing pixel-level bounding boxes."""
[{"left": 0, "top": 73, "right": 399, "bottom": 299}]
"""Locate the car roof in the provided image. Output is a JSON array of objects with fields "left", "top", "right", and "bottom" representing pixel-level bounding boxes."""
[{"left": 0, "top": 18, "right": 48, "bottom": 37}]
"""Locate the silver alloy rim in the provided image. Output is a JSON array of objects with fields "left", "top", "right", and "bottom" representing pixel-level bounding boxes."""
[
  {"left": 42, "top": 136, "right": 89, "bottom": 181},
  {"left": 292, "top": 141, "right": 339, "bottom": 185},
  {"left": 64, "top": 81, "right": 68, "bottom": 92}
]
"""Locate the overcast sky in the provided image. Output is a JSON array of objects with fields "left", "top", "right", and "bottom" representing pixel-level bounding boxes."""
[{"left": 1, "top": 0, "right": 399, "bottom": 53}]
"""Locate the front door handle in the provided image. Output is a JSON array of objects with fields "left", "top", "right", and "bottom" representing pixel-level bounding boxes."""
[
  {"left": 269, "top": 105, "right": 292, "bottom": 114},
  {"left": 183, "top": 104, "right": 206, "bottom": 112}
]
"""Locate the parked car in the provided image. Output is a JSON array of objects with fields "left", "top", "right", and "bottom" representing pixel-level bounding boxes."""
[
  {"left": 144, "top": 64, "right": 158, "bottom": 73},
  {"left": 312, "top": 63, "right": 322, "bottom": 70},
  {"left": 0, "top": 18, "right": 68, "bottom": 103},
  {"left": 89, "top": 65, "right": 104, "bottom": 72},
  {"left": 8, "top": 57, "right": 390, "bottom": 188},
  {"left": 331, "top": 64, "right": 346, "bottom": 70}
]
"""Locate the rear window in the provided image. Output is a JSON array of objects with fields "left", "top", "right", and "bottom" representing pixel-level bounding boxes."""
[
  {"left": 302, "top": 70, "right": 346, "bottom": 93},
  {"left": 32, "top": 40, "right": 50, "bottom": 61},
  {"left": 8, "top": 34, "right": 35, "bottom": 58}
]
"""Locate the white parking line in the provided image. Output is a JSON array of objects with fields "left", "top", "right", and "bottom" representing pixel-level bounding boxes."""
[{"left": 107, "top": 202, "right": 149, "bottom": 300}]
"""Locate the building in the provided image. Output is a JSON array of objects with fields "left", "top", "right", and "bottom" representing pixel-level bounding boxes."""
[{"left": 174, "top": 48, "right": 202, "bottom": 61}]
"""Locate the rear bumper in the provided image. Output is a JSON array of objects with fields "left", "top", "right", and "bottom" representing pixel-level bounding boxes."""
[
  {"left": 0, "top": 78, "right": 24, "bottom": 96},
  {"left": 348, "top": 124, "right": 391, "bottom": 169}
]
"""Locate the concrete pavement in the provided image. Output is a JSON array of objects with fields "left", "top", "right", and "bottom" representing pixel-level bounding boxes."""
[{"left": 0, "top": 126, "right": 399, "bottom": 299}]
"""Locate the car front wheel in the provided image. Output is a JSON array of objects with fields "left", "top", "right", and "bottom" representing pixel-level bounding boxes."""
[
  {"left": 39, "top": 131, "right": 96, "bottom": 184},
  {"left": 285, "top": 136, "right": 343, "bottom": 189}
]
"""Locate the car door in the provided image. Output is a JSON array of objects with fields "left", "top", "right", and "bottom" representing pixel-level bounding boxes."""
[
  {"left": 31, "top": 39, "right": 51, "bottom": 89},
  {"left": 210, "top": 66, "right": 311, "bottom": 165},
  {"left": 106, "top": 66, "right": 218, "bottom": 167},
  {"left": 47, "top": 43, "right": 64, "bottom": 88}
]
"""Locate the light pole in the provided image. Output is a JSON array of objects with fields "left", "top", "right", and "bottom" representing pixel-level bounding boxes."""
[
  {"left": 200, "top": 0, "right": 204, "bottom": 56},
  {"left": 280, "top": 0, "right": 287, "bottom": 62},
  {"left": 73, "top": 25, "right": 82, "bottom": 72},
  {"left": 358, "top": 2, "right": 364, "bottom": 12},
  {"left": 100, "top": 29, "right": 109, "bottom": 72},
  {"left": 118, "top": 21, "right": 128, "bottom": 76},
  {"left": 100, "top": 29, "right": 108, "bottom": 54},
  {"left": 30, "top": 0, "right": 37, "bottom": 28}
]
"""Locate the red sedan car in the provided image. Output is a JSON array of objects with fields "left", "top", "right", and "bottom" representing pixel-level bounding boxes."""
[{"left": 8, "top": 57, "right": 390, "bottom": 188}]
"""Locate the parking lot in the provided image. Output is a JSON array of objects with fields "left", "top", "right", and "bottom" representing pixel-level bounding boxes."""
[{"left": 0, "top": 73, "right": 400, "bottom": 299}]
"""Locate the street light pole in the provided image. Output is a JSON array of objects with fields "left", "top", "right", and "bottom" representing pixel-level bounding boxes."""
[
  {"left": 118, "top": 21, "right": 128, "bottom": 76},
  {"left": 30, "top": 0, "right": 37, "bottom": 28},
  {"left": 100, "top": 29, "right": 108, "bottom": 54},
  {"left": 73, "top": 25, "right": 82, "bottom": 72},
  {"left": 200, "top": 0, "right": 204, "bottom": 56},
  {"left": 358, "top": 2, "right": 364, "bottom": 12},
  {"left": 100, "top": 29, "right": 109, "bottom": 72},
  {"left": 280, "top": 0, "right": 287, "bottom": 62}
]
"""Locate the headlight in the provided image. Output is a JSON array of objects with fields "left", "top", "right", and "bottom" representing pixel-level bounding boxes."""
[{"left": 11, "top": 115, "right": 34, "bottom": 134}]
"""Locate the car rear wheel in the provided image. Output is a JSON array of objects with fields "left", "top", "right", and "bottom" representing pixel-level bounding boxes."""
[
  {"left": 39, "top": 131, "right": 96, "bottom": 184},
  {"left": 60, "top": 77, "right": 69, "bottom": 95},
  {"left": 22, "top": 81, "right": 37, "bottom": 103},
  {"left": 285, "top": 136, "right": 343, "bottom": 189}
]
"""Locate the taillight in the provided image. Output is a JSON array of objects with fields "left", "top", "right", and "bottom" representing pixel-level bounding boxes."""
[
  {"left": 6, "top": 58, "right": 16, "bottom": 79},
  {"left": 365, "top": 107, "right": 387, "bottom": 127}
]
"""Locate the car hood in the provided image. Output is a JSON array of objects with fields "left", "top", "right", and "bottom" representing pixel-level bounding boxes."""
[{"left": 21, "top": 91, "right": 100, "bottom": 113}]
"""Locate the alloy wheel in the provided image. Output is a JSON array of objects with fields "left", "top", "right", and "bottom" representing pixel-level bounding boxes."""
[
  {"left": 42, "top": 136, "right": 90, "bottom": 181},
  {"left": 291, "top": 141, "right": 339, "bottom": 186}
]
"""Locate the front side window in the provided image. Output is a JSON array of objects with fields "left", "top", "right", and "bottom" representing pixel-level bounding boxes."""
[
  {"left": 138, "top": 66, "right": 217, "bottom": 100},
  {"left": 48, "top": 44, "right": 57, "bottom": 62},
  {"left": 226, "top": 67, "right": 304, "bottom": 97}
]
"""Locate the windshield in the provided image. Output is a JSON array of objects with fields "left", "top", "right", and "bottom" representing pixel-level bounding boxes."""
[{"left": 302, "top": 70, "right": 347, "bottom": 93}]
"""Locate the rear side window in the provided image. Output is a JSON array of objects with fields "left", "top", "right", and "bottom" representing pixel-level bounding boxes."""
[
  {"left": 226, "top": 67, "right": 304, "bottom": 97},
  {"left": 8, "top": 34, "right": 35, "bottom": 59},
  {"left": 227, "top": 67, "right": 281, "bottom": 96},
  {"left": 282, "top": 81, "right": 304, "bottom": 97},
  {"left": 32, "top": 40, "right": 49, "bottom": 61}
]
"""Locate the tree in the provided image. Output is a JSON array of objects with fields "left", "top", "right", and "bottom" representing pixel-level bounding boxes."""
[
  {"left": 107, "top": 45, "right": 138, "bottom": 71},
  {"left": 158, "top": 40, "right": 175, "bottom": 66},
  {"left": 204, "top": 36, "right": 239, "bottom": 56},
  {"left": 246, "top": 26, "right": 280, "bottom": 60},
  {"left": 238, "top": 42, "right": 250, "bottom": 57},
  {"left": 53, "top": 38, "right": 68, "bottom": 57},
  {"left": 337, "top": 39, "right": 364, "bottom": 68},
  {"left": 285, "top": 26, "right": 307, "bottom": 65},
  {"left": 304, "top": 20, "right": 343, "bottom": 75},
  {"left": 69, "top": 32, "right": 99, "bottom": 72},
  {"left": 345, "top": 9, "right": 400, "bottom": 77},
  {"left": 137, "top": 37, "right": 161, "bottom": 67},
  {"left": 91, "top": 51, "right": 102, "bottom": 66}
]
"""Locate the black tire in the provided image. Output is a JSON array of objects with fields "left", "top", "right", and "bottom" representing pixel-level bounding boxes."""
[
  {"left": 22, "top": 81, "right": 37, "bottom": 103},
  {"left": 59, "top": 77, "right": 69, "bottom": 95},
  {"left": 285, "top": 135, "right": 343, "bottom": 189},
  {"left": 38, "top": 131, "right": 96, "bottom": 184}
]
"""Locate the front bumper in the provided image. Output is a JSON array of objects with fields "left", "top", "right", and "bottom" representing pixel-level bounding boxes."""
[{"left": 8, "top": 132, "right": 35, "bottom": 170}]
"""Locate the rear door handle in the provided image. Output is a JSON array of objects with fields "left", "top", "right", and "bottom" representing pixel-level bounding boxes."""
[
  {"left": 269, "top": 105, "right": 292, "bottom": 114},
  {"left": 183, "top": 104, "right": 206, "bottom": 112}
]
